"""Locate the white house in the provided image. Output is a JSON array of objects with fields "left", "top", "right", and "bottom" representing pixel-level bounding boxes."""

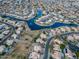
[
  {"left": 0, "top": 45, "right": 5, "bottom": 53},
  {"left": 33, "top": 45, "right": 42, "bottom": 53},
  {"left": 29, "top": 52, "right": 40, "bottom": 59},
  {"left": 6, "top": 40, "right": 14, "bottom": 46}
]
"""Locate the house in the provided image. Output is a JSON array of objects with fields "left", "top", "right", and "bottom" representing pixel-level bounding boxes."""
[
  {"left": 36, "top": 38, "right": 45, "bottom": 44},
  {"left": 51, "top": 30, "right": 57, "bottom": 35},
  {"left": 54, "top": 39, "right": 63, "bottom": 45},
  {"left": 4, "top": 26, "right": 10, "bottom": 30},
  {"left": 0, "top": 26, "right": 3, "bottom": 30},
  {"left": 71, "top": 27, "right": 78, "bottom": 32},
  {"left": 67, "top": 35, "right": 74, "bottom": 41},
  {"left": 56, "top": 28, "right": 61, "bottom": 34},
  {"left": 29, "top": 52, "right": 40, "bottom": 59},
  {"left": 16, "top": 22, "right": 24, "bottom": 27},
  {"left": 0, "top": 24, "right": 5, "bottom": 30},
  {"left": 40, "top": 33, "right": 47, "bottom": 39},
  {"left": 28, "top": 9, "right": 34, "bottom": 18},
  {"left": 7, "top": 20, "right": 16, "bottom": 25},
  {"left": 16, "top": 30, "right": 21, "bottom": 34},
  {"left": 2, "top": 30, "right": 9, "bottom": 35},
  {"left": 64, "top": 20, "right": 69, "bottom": 23},
  {"left": 0, "top": 45, "right": 5, "bottom": 54},
  {"left": 65, "top": 48, "right": 74, "bottom": 59},
  {"left": 73, "top": 34, "right": 79, "bottom": 40},
  {"left": 52, "top": 50, "right": 61, "bottom": 59},
  {"left": 6, "top": 40, "right": 14, "bottom": 46},
  {"left": 65, "top": 27, "right": 71, "bottom": 32},
  {"left": 33, "top": 45, "right": 43, "bottom": 53},
  {"left": 11, "top": 34, "right": 17, "bottom": 39},
  {"left": 60, "top": 27, "right": 66, "bottom": 33},
  {"left": 0, "top": 34, "right": 4, "bottom": 39}
]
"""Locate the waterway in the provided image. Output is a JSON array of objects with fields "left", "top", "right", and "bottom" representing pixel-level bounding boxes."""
[
  {"left": 27, "top": 8, "right": 78, "bottom": 30},
  {"left": 0, "top": 8, "right": 78, "bottom": 30},
  {"left": 0, "top": 8, "right": 79, "bottom": 59}
]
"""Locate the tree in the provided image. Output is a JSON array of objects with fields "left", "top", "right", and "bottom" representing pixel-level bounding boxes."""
[
  {"left": 60, "top": 44, "right": 65, "bottom": 50},
  {"left": 75, "top": 51, "right": 79, "bottom": 59}
]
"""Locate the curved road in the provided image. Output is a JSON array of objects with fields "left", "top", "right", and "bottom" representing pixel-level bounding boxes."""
[
  {"left": 0, "top": 10, "right": 79, "bottom": 59},
  {"left": 0, "top": 10, "right": 79, "bottom": 30},
  {"left": 0, "top": 5, "right": 79, "bottom": 59},
  {"left": 0, "top": 11, "right": 79, "bottom": 59},
  {"left": 43, "top": 30, "right": 79, "bottom": 59},
  {"left": 0, "top": 21, "right": 15, "bottom": 45}
]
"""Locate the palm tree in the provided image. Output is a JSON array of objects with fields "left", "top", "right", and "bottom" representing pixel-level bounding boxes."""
[{"left": 60, "top": 44, "right": 66, "bottom": 59}]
